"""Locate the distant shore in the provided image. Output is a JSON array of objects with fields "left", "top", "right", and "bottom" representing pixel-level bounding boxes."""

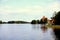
[{"left": 0, "top": 21, "right": 30, "bottom": 24}]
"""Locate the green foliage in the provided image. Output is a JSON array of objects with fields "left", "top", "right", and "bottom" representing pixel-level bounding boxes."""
[
  {"left": 31, "top": 20, "right": 37, "bottom": 24},
  {"left": 31, "top": 18, "right": 48, "bottom": 24},
  {"left": 39, "top": 18, "right": 48, "bottom": 24},
  {"left": 54, "top": 11, "right": 60, "bottom": 25},
  {"left": 8, "top": 21, "right": 15, "bottom": 23},
  {"left": 0, "top": 21, "right": 2, "bottom": 24},
  {"left": 0, "top": 20, "right": 29, "bottom": 24},
  {"left": 36, "top": 20, "right": 40, "bottom": 24}
]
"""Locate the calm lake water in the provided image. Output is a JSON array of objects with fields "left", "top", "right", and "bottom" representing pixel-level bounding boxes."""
[{"left": 0, "top": 24, "right": 55, "bottom": 40}]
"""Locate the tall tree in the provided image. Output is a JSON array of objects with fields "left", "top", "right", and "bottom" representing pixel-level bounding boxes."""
[{"left": 54, "top": 11, "right": 60, "bottom": 25}]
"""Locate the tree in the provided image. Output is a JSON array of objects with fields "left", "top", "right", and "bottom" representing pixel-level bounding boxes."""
[
  {"left": 40, "top": 18, "right": 48, "bottom": 24},
  {"left": 31, "top": 20, "right": 37, "bottom": 24},
  {"left": 36, "top": 20, "right": 40, "bottom": 24},
  {"left": 8, "top": 21, "right": 15, "bottom": 23},
  {"left": 54, "top": 11, "right": 60, "bottom": 25},
  {"left": 0, "top": 20, "right": 2, "bottom": 24}
]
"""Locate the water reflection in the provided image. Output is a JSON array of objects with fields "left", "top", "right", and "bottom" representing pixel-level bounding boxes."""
[
  {"left": 32, "top": 24, "right": 41, "bottom": 30},
  {"left": 53, "top": 29, "right": 60, "bottom": 40},
  {"left": 31, "top": 24, "right": 48, "bottom": 32},
  {"left": 41, "top": 24, "right": 47, "bottom": 32},
  {"left": 31, "top": 24, "right": 55, "bottom": 40},
  {"left": 0, "top": 24, "right": 55, "bottom": 40},
  {"left": 0, "top": 24, "right": 2, "bottom": 28}
]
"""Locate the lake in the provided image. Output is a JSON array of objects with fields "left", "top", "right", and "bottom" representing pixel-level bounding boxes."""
[{"left": 0, "top": 24, "right": 55, "bottom": 40}]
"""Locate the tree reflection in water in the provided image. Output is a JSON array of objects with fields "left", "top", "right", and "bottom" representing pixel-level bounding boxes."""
[
  {"left": 31, "top": 24, "right": 41, "bottom": 30},
  {"left": 31, "top": 24, "right": 55, "bottom": 40},
  {"left": 32, "top": 24, "right": 48, "bottom": 32},
  {"left": 41, "top": 24, "right": 47, "bottom": 33}
]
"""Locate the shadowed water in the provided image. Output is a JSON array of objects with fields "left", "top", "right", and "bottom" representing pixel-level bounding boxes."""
[{"left": 0, "top": 24, "right": 55, "bottom": 40}]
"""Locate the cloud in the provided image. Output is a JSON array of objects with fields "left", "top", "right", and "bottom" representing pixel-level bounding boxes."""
[
  {"left": 0, "top": 0, "right": 59, "bottom": 14},
  {"left": 47, "top": 2, "right": 60, "bottom": 12},
  {"left": 0, "top": 5, "right": 45, "bottom": 14},
  {"left": 0, "top": 0, "right": 59, "bottom": 21}
]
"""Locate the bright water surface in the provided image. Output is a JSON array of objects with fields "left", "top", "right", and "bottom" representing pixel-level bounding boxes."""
[{"left": 0, "top": 24, "right": 55, "bottom": 40}]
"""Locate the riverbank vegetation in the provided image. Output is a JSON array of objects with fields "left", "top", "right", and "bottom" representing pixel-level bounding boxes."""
[
  {"left": 51, "top": 11, "right": 60, "bottom": 40},
  {"left": 31, "top": 16, "right": 48, "bottom": 24}
]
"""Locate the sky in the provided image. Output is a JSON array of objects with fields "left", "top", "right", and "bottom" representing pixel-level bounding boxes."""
[{"left": 0, "top": 0, "right": 60, "bottom": 22}]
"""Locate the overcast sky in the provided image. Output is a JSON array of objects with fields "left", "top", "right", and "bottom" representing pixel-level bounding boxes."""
[{"left": 0, "top": 0, "right": 60, "bottom": 22}]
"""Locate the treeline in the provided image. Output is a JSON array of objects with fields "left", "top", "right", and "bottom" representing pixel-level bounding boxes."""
[
  {"left": 8, "top": 21, "right": 29, "bottom": 24},
  {"left": 31, "top": 11, "right": 60, "bottom": 24},
  {"left": 52, "top": 11, "right": 60, "bottom": 25},
  {"left": 0, "top": 21, "right": 29, "bottom": 24},
  {"left": 31, "top": 16, "right": 48, "bottom": 24},
  {"left": 0, "top": 21, "right": 2, "bottom": 24}
]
